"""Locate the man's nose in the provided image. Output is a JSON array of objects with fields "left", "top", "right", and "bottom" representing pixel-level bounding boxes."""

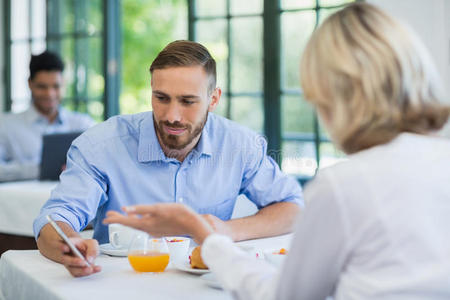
[
  {"left": 44, "top": 87, "right": 57, "bottom": 99},
  {"left": 166, "top": 103, "right": 182, "bottom": 123}
]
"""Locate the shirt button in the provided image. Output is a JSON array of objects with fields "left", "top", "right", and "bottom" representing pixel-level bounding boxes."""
[{"left": 178, "top": 197, "right": 184, "bottom": 203}]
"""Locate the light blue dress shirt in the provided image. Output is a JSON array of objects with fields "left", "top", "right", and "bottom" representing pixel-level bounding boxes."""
[
  {"left": 0, "top": 105, "right": 94, "bottom": 182},
  {"left": 34, "top": 112, "right": 303, "bottom": 243}
]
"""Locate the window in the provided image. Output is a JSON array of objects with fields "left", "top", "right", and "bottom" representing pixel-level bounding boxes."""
[
  {"left": 4, "top": 0, "right": 353, "bottom": 182},
  {"left": 120, "top": 0, "right": 187, "bottom": 115},
  {"left": 4, "top": 0, "right": 119, "bottom": 121},
  {"left": 190, "top": 0, "right": 264, "bottom": 133},
  {"left": 46, "top": 0, "right": 105, "bottom": 121},
  {"left": 5, "top": 0, "right": 47, "bottom": 113},
  {"left": 190, "top": 0, "right": 353, "bottom": 182}
]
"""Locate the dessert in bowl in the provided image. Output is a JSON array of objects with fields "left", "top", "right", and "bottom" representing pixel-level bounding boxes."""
[
  {"left": 263, "top": 248, "right": 288, "bottom": 266},
  {"left": 165, "top": 236, "right": 191, "bottom": 262}
]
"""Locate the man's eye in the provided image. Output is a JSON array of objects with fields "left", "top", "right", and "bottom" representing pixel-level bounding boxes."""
[
  {"left": 182, "top": 99, "right": 194, "bottom": 105},
  {"left": 156, "top": 96, "right": 168, "bottom": 101}
]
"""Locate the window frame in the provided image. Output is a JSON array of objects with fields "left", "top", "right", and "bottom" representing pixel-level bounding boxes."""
[
  {"left": 188, "top": 0, "right": 354, "bottom": 184},
  {"left": 3, "top": 0, "right": 120, "bottom": 120}
]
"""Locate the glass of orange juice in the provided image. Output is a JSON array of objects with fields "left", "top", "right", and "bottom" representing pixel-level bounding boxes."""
[{"left": 127, "top": 233, "right": 170, "bottom": 273}]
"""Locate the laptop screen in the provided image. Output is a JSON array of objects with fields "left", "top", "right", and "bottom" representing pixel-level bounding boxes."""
[{"left": 39, "top": 132, "right": 82, "bottom": 181}]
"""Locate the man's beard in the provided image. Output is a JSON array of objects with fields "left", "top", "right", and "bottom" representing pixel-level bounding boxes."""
[{"left": 154, "top": 112, "right": 208, "bottom": 151}]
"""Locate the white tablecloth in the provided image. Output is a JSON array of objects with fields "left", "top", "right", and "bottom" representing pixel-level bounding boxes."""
[
  {"left": 0, "top": 234, "right": 292, "bottom": 300},
  {"left": 0, "top": 180, "right": 56, "bottom": 236}
]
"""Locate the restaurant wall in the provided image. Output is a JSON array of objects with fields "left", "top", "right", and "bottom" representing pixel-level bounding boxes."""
[
  {"left": 369, "top": 0, "right": 450, "bottom": 102},
  {"left": 369, "top": 0, "right": 450, "bottom": 137}
]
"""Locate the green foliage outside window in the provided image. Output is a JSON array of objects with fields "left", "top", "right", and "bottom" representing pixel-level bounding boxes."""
[{"left": 120, "top": 0, "right": 187, "bottom": 114}]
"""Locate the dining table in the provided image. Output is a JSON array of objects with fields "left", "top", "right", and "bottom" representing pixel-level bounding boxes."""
[
  {"left": 0, "top": 180, "right": 58, "bottom": 254},
  {"left": 0, "top": 234, "right": 291, "bottom": 300},
  {"left": 0, "top": 180, "right": 57, "bottom": 237}
]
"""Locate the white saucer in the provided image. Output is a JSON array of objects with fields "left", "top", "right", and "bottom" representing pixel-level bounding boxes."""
[
  {"left": 173, "top": 261, "right": 210, "bottom": 275},
  {"left": 200, "top": 273, "right": 222, "bottom": 289},
  {"left": 99, "top": 243, "right": 128, "bottom": 257}
]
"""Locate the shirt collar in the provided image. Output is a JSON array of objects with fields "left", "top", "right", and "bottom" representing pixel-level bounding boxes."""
[
  {"left": 138, "top": 112, "right": 166, "bottom": 163},
  {"left": 194, "top": 113, "right": 213, "bottom": 157},
  {"left": 138, "top": 112, "right": 213, "bottom": 163},
  {"left": 25, "top": 104, "right": 64, "bottom": 125}
]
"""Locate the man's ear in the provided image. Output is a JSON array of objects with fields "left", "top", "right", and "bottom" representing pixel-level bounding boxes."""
[{"left": 208, "top": 87, "right": 221, "bottom": 112}]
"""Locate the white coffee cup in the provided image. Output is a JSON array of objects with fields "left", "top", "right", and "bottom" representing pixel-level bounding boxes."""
[{"left": 108, "top": 224, "right": 141, "bottom": 249}]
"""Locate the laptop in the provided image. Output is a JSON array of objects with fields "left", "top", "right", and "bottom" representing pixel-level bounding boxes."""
[{"left": 39, "top": 131, "right": 82, "bottom": 181}]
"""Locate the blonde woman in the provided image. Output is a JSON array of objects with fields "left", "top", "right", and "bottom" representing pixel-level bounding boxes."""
[{"left": 104, "top": 3, "right": 450, "bottom": 299}]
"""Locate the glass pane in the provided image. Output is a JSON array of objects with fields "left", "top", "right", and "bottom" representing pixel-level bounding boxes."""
[
  {"left": 87, "top": 0, "right": 103, "bottom": 35},
  {"left": 31, "top": 40, "right": 46, "bottom": 54},
  {"left": 281, "top": 11, "right": 316, "bottom": 90},
  {"left": 281, "top": 0, "right": 316, "bottom": 10},
  {"left": 61, "top": 38, "right": 75, "bottom": 99},
  {"left": 319, "top": 0, "right": 353, "bottom": 7},
  {"left": 11, "top": 43, "right": 31, "bottom": 102},
  {"left": 319, "top": 142, "right": 347, "bottom": 169},
  {"left": 319, "top": 7, "right": 346, "bottom": 24},
  {"left": 87, "top": 99, "right": 104, "bottom": 121},
  {"left": 60, "top": 0, "right": 75, "bottom": 33},
  {"left": 231, "top": 0, "right": 262, "bottom": 15},
  {"left": 282, "top": 95, "right": 315, "bottom": 133},
  {"left": 75, "top": 38, "right": 91, "bottom": 98},
  {"left": 231, "top": 17, "right": 262, "bottom": 93},
  {"left": 75, "top": 99, "right": 88, "bottom": 114},
  {"left": 319, "top": 117, "right": 331, "bottom": 138},
  {"left": 196, "top": 19, "right": 228, "bottom": 93},
  {"left": 120, "top": 0, "right": 187, "bottom": 114},
  {"left": 85, "top": 38, "right": 104, "bottom": 99},
  {"left": 213, "top": 95, "right": 229, "bottom": 118},
  {"left": 11, "top": 0, "right": 30, "bottom": 40},
  {"left": 230, "top": 96, "right": 263, "bottom": 133},
  {"left": 31, "top": 0, "right": 46, "bottom": 39},
  {"left": 75, "top": 1, "right": 88, "bottom": 33},
  {"left": 281, "top": 141, "right": 317, "bottom": 176},
  {"left": 196, "top": 0, "right": 226, "bottom": 17}
]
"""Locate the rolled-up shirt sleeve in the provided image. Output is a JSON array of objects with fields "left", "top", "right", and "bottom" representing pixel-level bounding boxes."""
[
  {"left": 33, "top": 136, "right": 108, "bottom": 239},
  {"left": 240, "top": 135, "right": 304, "bottom": 209}
]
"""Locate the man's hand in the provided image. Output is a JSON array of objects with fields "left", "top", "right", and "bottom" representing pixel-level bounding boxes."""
[
  {"left": 60, "top": 237, "right": 101, "bottom": 277},
  {"left": 37, "top": 222, "right": 101, "bottom": 277},
  {"left": 103, "top": 204, "right": 214, "bottom": 244}
]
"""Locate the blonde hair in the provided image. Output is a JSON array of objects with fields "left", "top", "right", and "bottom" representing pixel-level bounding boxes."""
[{"left": 300, "top": 2, "right": 450, "bottom": 154}]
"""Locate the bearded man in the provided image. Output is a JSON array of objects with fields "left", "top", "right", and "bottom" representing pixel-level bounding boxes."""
[{"left": 34, "top": 40, "right": 303, "bottom": 277}]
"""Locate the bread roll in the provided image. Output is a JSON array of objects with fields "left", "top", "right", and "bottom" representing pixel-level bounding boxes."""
[{"left": 190, "top": 246, "right": 208, "bottom": 269}]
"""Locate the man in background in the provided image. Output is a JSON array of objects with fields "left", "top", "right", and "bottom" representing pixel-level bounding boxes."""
[{"left": 0, "top": 51, "right": 94, "bottom": 182}]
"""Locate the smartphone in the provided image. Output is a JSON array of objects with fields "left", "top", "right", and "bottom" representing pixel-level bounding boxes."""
[{"left": 46, "top": 215, "right": 92, "bottom": 267}]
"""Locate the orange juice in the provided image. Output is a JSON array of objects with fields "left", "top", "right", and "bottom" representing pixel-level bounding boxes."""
[{"left": 128, "top": 250, "right": 170, "bottom": 272}]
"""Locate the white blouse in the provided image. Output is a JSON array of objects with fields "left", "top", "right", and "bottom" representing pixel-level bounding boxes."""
[{"left": 202, "top": 133, "right": 450, "bottom": 300}]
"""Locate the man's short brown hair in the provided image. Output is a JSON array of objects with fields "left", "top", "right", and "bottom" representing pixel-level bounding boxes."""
[{"left": 150, "top": 40, "right": 217, "bottom": 94}]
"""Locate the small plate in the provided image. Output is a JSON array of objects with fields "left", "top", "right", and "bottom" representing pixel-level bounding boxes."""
[
  {"left": 200, "top": 273, "right": 222, "bottom": 289},
  {"left": 99, "top": 243, "right": 128, "bottom": 257},
  {"left": 173, "top": 261, "right": 210, "bottom": 274}
]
